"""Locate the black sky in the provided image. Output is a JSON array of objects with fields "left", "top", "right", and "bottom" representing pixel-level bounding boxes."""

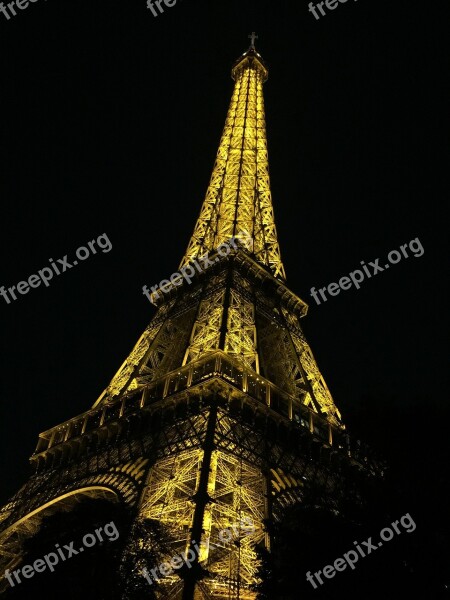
[{"left": 0, "top": 0, "right": 448, "bottom": 506}]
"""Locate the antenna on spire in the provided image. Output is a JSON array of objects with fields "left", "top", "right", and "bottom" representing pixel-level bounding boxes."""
[{"left": 248, "top": 32, "right": 258, "bottom": 50}]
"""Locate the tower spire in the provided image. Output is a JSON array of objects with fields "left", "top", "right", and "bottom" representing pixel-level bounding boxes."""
[
  {"left": 180, "top": 37, "right": 286, "bottom": 280},
  {"left": 248, "top": 31, "right": 258, "bottom": 49}
]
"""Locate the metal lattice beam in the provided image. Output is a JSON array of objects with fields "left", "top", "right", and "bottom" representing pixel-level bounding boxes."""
[{"left": 180, "top": 50, "right": 285, "bottom": 281}]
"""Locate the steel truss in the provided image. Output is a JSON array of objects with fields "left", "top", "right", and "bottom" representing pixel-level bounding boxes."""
[{"left": 0, "top": 43, "right": 380, "bottom": 599}]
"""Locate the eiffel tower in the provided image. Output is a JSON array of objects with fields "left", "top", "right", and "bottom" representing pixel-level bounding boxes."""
[{"left": 0, "top": 37, "right": 377, "bottom": 599}]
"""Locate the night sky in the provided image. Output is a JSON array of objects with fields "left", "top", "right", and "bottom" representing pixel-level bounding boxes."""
[{"left": 0, "top": 0, "right": 448, "bottom": 556}]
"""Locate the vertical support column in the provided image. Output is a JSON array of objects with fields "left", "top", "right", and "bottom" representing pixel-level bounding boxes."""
[
  {"left": 200, "top": 450, "right": 218, "bottom": 562},
  {"left": 119, "top": 398, "right": 125, "bottom": 418},
  {"left": 182, "top": 400, "right": 218, "bottom": 600},
  {"left": 140, "top": 386, "right": 148, "bottom": 408},
  {"left": 218, "top": 267, "right": 233, "bottom": 352},
  {"left": 81, "top": 416, "right": 88, "bottom": 435},
  {"left": 242, "top": 371, "right": 248, "bottom": 393},
  {"left": 262, "top": 470, "right": 272, "bottom": 552},
  {"left": 187, "top": 365, "right": 193, "bottom": 387},
  {"left": 163, "top": 374, "right": 170, "bottom": 398}
]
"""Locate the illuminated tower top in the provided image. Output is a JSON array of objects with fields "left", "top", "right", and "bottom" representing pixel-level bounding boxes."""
[
  {"left": 86, "top": 35, "right": 341, "bottom": 425},
  {"left": 180, "top": 35, "right": 286, "bottom": 280}
]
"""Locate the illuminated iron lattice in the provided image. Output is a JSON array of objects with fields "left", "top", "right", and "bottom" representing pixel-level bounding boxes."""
[
  {"left": 0, "top": 41, "right": 374, "bottom": 600},
  {"left": 140, "top": 448, "right": 265, "bottom": 599},
  {"left": 180, "top": 49, "right": 286, "bottom": 281}
]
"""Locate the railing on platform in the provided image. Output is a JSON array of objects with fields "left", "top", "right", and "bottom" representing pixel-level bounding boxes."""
[{"left": 34, "top": 351, "right": 366, "bottom": 463}]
